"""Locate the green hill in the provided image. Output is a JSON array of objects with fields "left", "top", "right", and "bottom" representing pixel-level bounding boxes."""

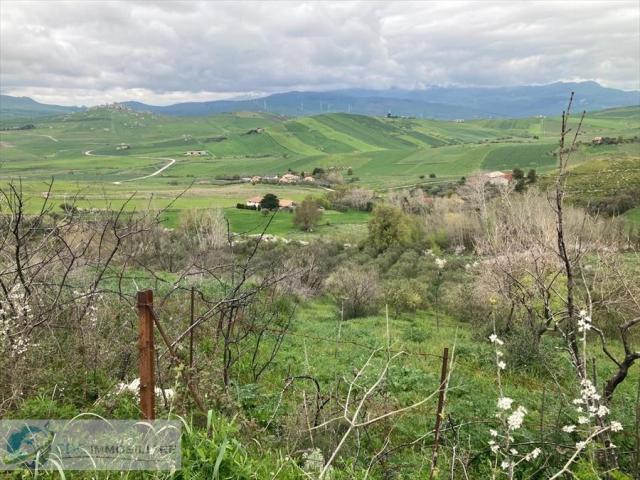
[
  {"left": 1, "top": 106, "right": 638, "bottom": 224},
  {"left": 0, "top": 95, "right": 82, "bottom": 119}
]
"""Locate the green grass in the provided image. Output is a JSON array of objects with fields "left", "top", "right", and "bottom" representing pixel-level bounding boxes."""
[
  {"left": 225, "top": 208, "right": 370, "bottom": 239},
  {"left": 624, "top": 206, "right": 640, "bottom": 224},
  {"left": 481, "top": 143, "right": 557, "bottom": 171}
]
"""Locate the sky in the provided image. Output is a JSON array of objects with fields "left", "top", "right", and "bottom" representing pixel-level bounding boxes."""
[{"left": 1, "top": 0, "right": 639, "bottom": 106}]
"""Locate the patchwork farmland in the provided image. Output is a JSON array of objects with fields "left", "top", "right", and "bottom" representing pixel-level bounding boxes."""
[{"left": 1, "top": 105, "right": 639, "bottom": 234}]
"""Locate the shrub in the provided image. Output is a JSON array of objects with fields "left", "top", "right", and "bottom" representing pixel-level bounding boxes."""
[
  {"left": 326, "top": 263, "right": 379, "bottom": 319},
  {"left": 384, "top": 279, "right": 424, "bottom": 316}
]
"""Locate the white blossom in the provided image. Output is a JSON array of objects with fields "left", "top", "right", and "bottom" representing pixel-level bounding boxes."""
[
  {"left": 562, "top": 425, "right": 576, "bottom": 433},
  {"left": 507, "top": 406, "right": 527, "bottom": 431},
  {"left": 525, "top": 448, "right": 541, "bottom": 461},
  {"left": 577, "top": 310, "right": 592, "bottom": 333},
  {"left": 610, "top": 421, "right": 623, "bottom": 432},
  {"left": 497, "top": 397, "right": 513, "bottom": 410}
]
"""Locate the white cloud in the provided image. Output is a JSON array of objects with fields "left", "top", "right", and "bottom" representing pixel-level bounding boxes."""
[{"left": 1, "top": 0, "right": 638, "bottom": 106}]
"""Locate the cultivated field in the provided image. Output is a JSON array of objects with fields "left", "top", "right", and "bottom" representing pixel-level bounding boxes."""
[{"left": 1, "top": 106, "right": 639, "bottom": 233}]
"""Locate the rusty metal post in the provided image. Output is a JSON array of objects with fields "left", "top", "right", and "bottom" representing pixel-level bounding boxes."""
[
  {"left": 189, "top": 286, "right": 195, "bottom": 369},
  {"left": 429, "top": 347, "right": 449, "bottom": 480},
  {"left": 137, "top": 289, "right": 155, "bottom": 420}
]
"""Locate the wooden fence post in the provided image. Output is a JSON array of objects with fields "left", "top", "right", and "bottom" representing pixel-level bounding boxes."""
[
  {"left": 137, "top": 289, "right": 155, "bottom": 420},
  {"left": 429, "top": 347, "right": 450, "bottom": 480}
]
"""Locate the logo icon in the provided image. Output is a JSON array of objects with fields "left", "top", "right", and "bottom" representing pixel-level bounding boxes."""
[{"left": 3, "top": 423, "right": 54, "bottom": 469}]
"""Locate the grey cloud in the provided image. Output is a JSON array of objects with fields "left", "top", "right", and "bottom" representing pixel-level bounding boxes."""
[{"left": 1, "top": 0, "right": 638, "bottom": 105}]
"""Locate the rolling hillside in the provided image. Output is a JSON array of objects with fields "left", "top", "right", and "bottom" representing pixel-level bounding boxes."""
[{"left": 0, "top": 106, "right": 638, "bottom": 227}]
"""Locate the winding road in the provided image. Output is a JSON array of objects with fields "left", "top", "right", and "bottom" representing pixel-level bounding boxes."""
[
  {"left": 84, "top": 149, "right": 176, "bottom": 184},
  {"left": 39, "top": 134, "right": 59, "bottom": 142}
]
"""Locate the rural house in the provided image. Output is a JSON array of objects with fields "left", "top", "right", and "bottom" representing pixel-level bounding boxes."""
[
  {"left": 279, "top": 173, "right": 301, "bottom": 184},
  {"left": 245, "top": 197, "right": 296, "bottom": 209},
  {"left": 278, "top": 199, "right": 295, "bottom": 209},
  {"left": 246, "top": 196, "right": 263, "bottom": 207},
  {"left": 185, "top": 150, "right": 209, "bottom": 156},
  {"left": 485, "top": 171, "right": 513, "bottom": 186}
]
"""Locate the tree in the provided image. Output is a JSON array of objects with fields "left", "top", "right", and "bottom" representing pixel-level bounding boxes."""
[
  {"left": 367, "top": 204, "right": 411, "bottom": 253},
  {"left": 312, "top": 167, "right": 325, "bottom": 176},
  {"left": 512, "top": 168, "right": 524, "bottom": 180},
  {"left": 260, "top": 193, "right": 279, "bottom": 210},
  {"left": 526, "top": 169, "right": 537, "bottom": 183},
  {"left": 514, "top": 178, "right": 526, "bottom": 193},
  {"left": 293, "top": 197, "right": 322, "bottom": 231}
]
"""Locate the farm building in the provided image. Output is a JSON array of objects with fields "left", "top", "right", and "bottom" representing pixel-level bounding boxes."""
[
  {"left": 303, "top": 176, "right": 315, "bottom": 183},
  {"left": 279, "top": 173, "right": 300, "bottom": 184},
  {"left": 485, "top": 171, "right": 513, "bottom": 186},
  {"left": 592, "top": 136, "right": 604, "bottom": 145},
  {"left": 278, "top": 199, "right": 296, "bottom": 208},
  {"left": 246, "top": 196, "right": 263, "bottom": 207},
  {"left": 250, "top": 176, "right": 262, "bottom": 184},
  {"left": 116, "top": 143, "right": 130, "bottom": 150},
  {"left": 245, "top": 197, "right": 296, "bottom": 209},
  {"left": 185, "top": 150, "right": 209, "bottom": 156}
]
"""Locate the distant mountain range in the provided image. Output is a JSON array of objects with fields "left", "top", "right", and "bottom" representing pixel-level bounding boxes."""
[
  {"left": 0, "top": 95, "right": 82, "bottom": 119},
  {"left": 2, "top": 82, "right": 638, "bottom": 120}
]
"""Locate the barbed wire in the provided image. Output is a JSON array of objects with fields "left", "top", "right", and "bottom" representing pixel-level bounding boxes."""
[{"left": 261, "top": 326, "right": 446, "bottom": 359}]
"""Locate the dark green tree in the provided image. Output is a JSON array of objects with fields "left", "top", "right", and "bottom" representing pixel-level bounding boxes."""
[
  {"left": 512, "top": 168, "right": 525, "bottom": 180},
  {"left": 514, "top": 178, "right": 526, "bottom": 193},
  {"left": 367, "top": 204, "right": 411, "bottom": 253},
  {"left": 260, "top": 193, "right": 279, "bottom": 210},
  {"left": 526, "top": 169, "right": 537, "bottom": 183}
]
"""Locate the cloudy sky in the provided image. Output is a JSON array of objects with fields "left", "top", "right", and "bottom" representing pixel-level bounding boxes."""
[{"left": 1, "top": 0, "right": 638, "bottom": 106}]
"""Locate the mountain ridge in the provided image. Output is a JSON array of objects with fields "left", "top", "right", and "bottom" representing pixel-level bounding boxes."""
[{"left": 2, "top": 81, "right": 638, "bottom": 120}]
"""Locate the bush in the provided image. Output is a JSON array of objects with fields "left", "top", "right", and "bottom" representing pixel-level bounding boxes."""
[
  {"left": 504, "top": 326, "right": 561, "bottom": 376},
  {"left": 236, "top": 203, "right": 258, "bottom": 210},
  {"left": 326, "top": 263, "right": 379, "bottom": 319},
  {"left": 384, "top": 279, "right": 424, "bottom": 316}
]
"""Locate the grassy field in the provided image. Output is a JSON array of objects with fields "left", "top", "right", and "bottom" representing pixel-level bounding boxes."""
[{"left": 1, "top": 105, "right": 638, "bottom": 232}]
